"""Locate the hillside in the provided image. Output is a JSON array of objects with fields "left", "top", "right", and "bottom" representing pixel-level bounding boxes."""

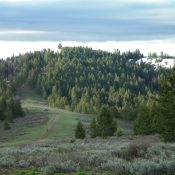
[{"left": 1, "top": 47, "right": 168, "bottom": 121}]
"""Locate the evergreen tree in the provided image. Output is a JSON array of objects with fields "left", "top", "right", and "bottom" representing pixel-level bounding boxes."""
[
  {"left": 5, "top": 107, "right": 13, "bottom": 122},
  {"left": 90, "top": 118, "right": 98, "bottom": 138},
  {"left": 13, "top": 100, "right": 25, "bottom": 118},
  {"left": 109, "top": 106, "right": 120, "bottom": 118},
  {"left": 0, "top": 97, "right": 6, "bottom": 120},
  {"left": 58, "top": 43, "right": 62, "bottom": 50},
  {"left": 3, "top": 120, "right": 11, "bottom": 130},
  {"left": 155, "top": 70, "right": 175, "bottom": 141},
  {"left": 75, "top": 121, "right": 86, "bottom": 139},
  {"left": 0, "top": 80, "right": 25, "bottom": 123},
  {"left": 96, "top": 106, "right": 117, "bottom": 137},
  {"left": 134, "top": 103, "right": 153, "bottom": 135}
]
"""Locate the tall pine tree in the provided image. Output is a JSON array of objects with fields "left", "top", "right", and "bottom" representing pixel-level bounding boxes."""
[
  {"left": 155, "top": 69, "right": 175, "bottom": 141},
  {"left": 75, "top": 121, "right": 86, "bottom": 139},
  {"left": 96, "top": 106, "right": 117, "bottom": 137}
]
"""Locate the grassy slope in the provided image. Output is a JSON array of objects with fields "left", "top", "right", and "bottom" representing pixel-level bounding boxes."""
[
  {"left": 0, "top": 87, "right": 92, "bottom": 146},
  {"left": 0, "top": 86, "right": 133, "bottom": 147}
]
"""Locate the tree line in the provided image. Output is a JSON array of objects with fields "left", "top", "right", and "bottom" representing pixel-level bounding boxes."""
[{"left": 4, "top": 46, "right": 167, "bottom": 121}]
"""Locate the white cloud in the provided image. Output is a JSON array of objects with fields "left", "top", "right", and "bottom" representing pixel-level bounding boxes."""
[
  {"left": 0, "top": 30, "right": 49, "bottom": 35},
  {"left": 0, "top": 40, "right": 175, "bottom": 59}
]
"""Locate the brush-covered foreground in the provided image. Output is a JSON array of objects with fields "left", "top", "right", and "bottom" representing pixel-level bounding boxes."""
[{"left": 0, "top": 136, "right": 175, "bottom": 175}]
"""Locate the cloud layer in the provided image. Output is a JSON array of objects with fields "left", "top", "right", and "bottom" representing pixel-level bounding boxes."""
[
  {"left": 1, "top": 40, "right": 175, "bottom": 59},
  {"left": 0, "top": 0, "right": 175, "bottom": 41}
]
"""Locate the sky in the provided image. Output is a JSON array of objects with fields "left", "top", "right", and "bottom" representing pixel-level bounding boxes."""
[{"left": 0, "top": 0, "right": 175, "bottom": 58}]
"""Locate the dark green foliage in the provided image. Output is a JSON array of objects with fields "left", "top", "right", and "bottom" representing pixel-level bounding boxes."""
[
  {"left": 69, "top": 139, "right": 76, "bottom": 143},
  {"left": 120, "top": 105, "right": 138, "bottom": 121},
  {"left": 94, "top": 106, "right": 117, "bottom": 137},
  {"left": 134, "top": 103, "right": 153, "bottom": 134},
  {"left": 75, "top": 121, "right": 86, "bottom": 139},
  {"left": 116, "top": 128, "right": 123, "bottom": 137},
  {"left": 5, "top": 107, "right": 13, "bottom": 122},
  {"left": 0, "top": 80, "right": 25, "bottom": 124},
  {"left": 133, "top": 69, "right": 175, "bottom": 141},
  {"left": 3, "top": 120, "right": 11, "bottom": 130},
  {"left": 109, "top": 106, "right": 120, "bottom": 118},
  {"left": 154, "top": 69, "right": 175, "bottom": 141},
  {"left": 134, "top": 103, "right": 153, "bottom": 135},
  {"left": 90, "top": 118, "right": 98, "bottom": 138},
  {"left": 13, "top": 100, "right": 25, "bottom": 118},
  {"left": 0, "top": 97, "right": 6, "bottom": 120}
]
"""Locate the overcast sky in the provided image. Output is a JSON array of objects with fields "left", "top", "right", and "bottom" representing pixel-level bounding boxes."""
[{"left": 0, "top": 0, "right": 175, "bottom": 58}]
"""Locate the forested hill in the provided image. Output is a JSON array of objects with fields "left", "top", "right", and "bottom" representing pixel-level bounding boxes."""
[{"left": 1, "top": 47, "right": 167, "bottom": 120}]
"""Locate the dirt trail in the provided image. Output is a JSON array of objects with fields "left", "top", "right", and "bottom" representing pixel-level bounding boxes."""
[
  {"left": 42, "top": 119, "right": 57, "bottom": 139},
  {"left": 14, "top": 86, "right": 58, "bottom": 140}
]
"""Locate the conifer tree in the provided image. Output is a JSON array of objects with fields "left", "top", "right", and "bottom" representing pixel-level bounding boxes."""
[
  {"left": 134, "top": 103, "right": 153, "bottom": 135},
  {"left": 96, "top": 106, "right": 117, "bottom": 137},
  {"left": 90, "top": 118, "right": 98, "bottom": 138},
  {"left": 155, "top": 70, "right": 175, "bottom": 141},
  {"left": 3, "top": 120, "right": 11, "bottom": 130},
  {"left": 75, "top": 121, "right": 86, "bottom": 139}
]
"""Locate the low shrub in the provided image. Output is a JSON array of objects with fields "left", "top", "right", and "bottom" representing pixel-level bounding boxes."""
[
  {"left": 0, "top": 156, "right": 15, "bottom": 168},
  {"left": 40, "top": 161, "right": 78, "bottom": 175},
  {"left": 132, "top": 159, "right": 175, "bottom": 175},
  {"left": 17, "top": 159, "right": 30, "bottom": 168},
  {"left": 116, "top": 128, "right": 123, "bottom": 137},
  {"left": 115, "top": 143, "right": 149, "bottom": 160},
  {"left": 70, "top": 139, "right": 76, "bottom": 143},
  {"left": 87, "top": 154, "right": 106, "bottom": 168},
  {"left": 101, "top": 159, "right": 131, "bottom": 175},
  {"left": 102, "top": 158, "right": 175, "bottom": 175}
]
